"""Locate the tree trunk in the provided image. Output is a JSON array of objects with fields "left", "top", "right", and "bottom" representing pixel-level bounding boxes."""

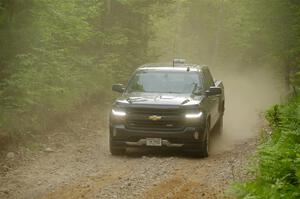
[
  {"left": 211, "top": 0, "right": 224, "bottom": 66},
  {"left": 7, "top": 0, "right": 15, "bottom": 23},
  {"left": 106, "top": 0, "right": 111, "bottom": 16}
]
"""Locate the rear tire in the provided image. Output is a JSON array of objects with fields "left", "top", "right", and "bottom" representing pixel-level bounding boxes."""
[{"left": 214, "top": 116, "right": 223, "bottom": 135}]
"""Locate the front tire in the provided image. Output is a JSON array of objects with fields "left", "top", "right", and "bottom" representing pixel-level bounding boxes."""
[
  {"left": 109, "top": 140, "right": 125, "bottom": 156},
  {"left": 188, "top": 120, "right": 210, "bottom": 158},
  {"left": 201, "top": 121, "right": 210, "bottom": 157}
]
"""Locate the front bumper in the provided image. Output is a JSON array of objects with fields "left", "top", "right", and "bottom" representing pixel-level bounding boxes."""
[
  {"left": 110, "top": 124, "right": 206, "bottom": 149},
  {"left": 126, "top": 139, "right": 184, "bottom": 147}
]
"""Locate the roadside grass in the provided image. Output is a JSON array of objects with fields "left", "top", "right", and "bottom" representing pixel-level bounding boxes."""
[{"left": 229, "top": 95, "right": 300, "bottom": 198}]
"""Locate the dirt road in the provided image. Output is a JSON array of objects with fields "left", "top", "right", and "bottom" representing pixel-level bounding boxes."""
[{"left": 0, "top": 65, "right": 284, "bottom": 199}]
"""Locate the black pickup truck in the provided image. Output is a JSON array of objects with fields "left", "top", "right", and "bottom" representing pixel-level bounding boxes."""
[{"left": 109, "top": 60, "right": 225, "bottom": 157}]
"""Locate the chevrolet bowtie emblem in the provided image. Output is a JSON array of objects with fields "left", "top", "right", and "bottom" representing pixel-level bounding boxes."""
[{"left": 148, "top": 115, "right": 162, "bottom": 121}]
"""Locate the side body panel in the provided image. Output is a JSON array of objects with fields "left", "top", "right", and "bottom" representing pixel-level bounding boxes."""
[{"left": 201, "top": 68, "right": 224, "bottom": 129}]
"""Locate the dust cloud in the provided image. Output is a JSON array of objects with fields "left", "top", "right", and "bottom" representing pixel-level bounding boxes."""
[{"left": 210, "top": 64, "right": 286, "bottom": 153}]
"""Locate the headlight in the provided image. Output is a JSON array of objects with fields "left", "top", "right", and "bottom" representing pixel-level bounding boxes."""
[
  {"left": 112, "top": 109, "right": 126, "bottom": 117},
  {"left": 185, "top": 112, "right": 203, "bottom": 119}
]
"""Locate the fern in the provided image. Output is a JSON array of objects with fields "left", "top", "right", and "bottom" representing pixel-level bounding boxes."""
[{"left": 231, "top": 96, "right": 300, "bottom": 199}]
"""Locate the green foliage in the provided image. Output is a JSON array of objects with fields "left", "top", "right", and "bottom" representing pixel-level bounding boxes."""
[
  {"left": 164, "top": 0, "right": 300, "bottom": 90},
  {"left": 223, "top": 0, "right": 300, "bottom": 88},
  {"left": 231, "top": 96, "right": 300, "bottom": 199},
  {"left": 0, "top": 0, "right": 174, "bottom": 137}
]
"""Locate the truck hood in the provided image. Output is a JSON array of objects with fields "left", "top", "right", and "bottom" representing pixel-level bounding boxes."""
[{"left": 115, "top": 92, "right": 203, "bottom": 107}]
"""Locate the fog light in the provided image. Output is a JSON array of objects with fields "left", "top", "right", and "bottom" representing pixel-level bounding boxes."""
[{"left": 194, "top": 132, "right": 199, "bottom": 140}]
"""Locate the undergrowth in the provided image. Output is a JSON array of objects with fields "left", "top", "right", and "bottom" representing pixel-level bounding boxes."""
[{"left": 231, "top": 95, "right": 300, "bottom": 198}]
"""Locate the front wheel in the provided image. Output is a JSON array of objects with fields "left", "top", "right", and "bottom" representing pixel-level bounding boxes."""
[
  {"left": 201, "top": 122, "right": 210, "bottom": 157},
  {"left": 189, "top": 121, "right": 210, "bottom": 158},
  {"left": 109, "top": 140, "right": 125, "bottom": 156}
]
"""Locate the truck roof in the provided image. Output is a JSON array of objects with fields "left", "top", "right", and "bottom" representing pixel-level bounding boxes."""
[{"left": 138, "top": 63, "right": 207, "bottom": 72}]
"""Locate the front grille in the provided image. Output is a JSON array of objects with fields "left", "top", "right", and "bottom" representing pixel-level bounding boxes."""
[{"left": 126, "top": 107, "right": 184, "bottom": 131}]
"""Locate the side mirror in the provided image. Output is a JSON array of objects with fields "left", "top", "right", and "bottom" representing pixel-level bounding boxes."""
[
  {"left": 205, "top": 87, "right": 222, "bottom": 96},
  {"left": 112, "top": 84, "right": 125, "bottom": 93}
]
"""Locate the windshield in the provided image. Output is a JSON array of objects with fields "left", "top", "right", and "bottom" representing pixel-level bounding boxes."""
[{"left": 126, "top": 71, "right": 202, "bottom": 94}]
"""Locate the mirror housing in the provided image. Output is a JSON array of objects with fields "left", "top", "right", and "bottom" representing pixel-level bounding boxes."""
[
  {"left": 205, "top": 87, "right": 222, "bottom": 96},
  {"left": 112, "top": 84, "right": 125, "bottom": 93}
]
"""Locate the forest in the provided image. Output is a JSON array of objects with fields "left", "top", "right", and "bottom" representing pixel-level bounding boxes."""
[{"left": 0, "top": 0, "right": 299, "bottom": 198}]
